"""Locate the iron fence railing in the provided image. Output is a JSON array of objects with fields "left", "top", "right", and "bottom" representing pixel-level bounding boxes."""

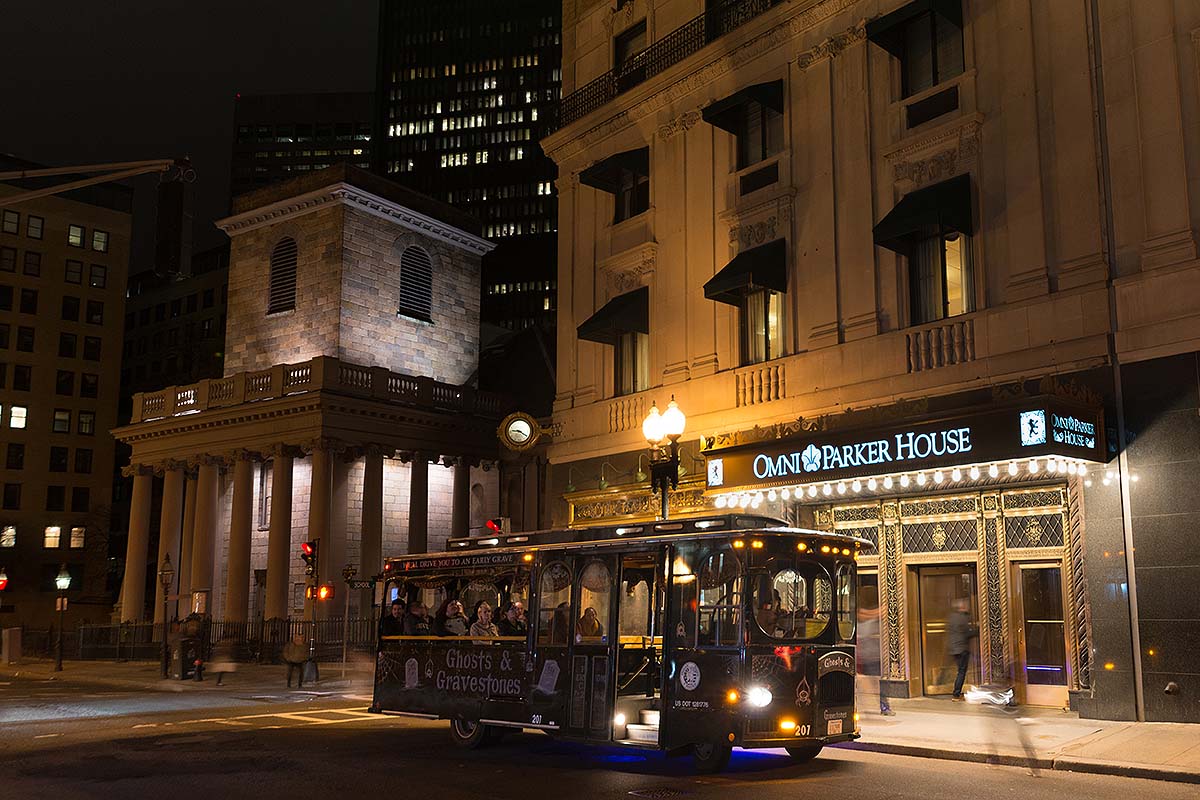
[{"left": 559, "top": 0, "right": 784, "bottom": 127}]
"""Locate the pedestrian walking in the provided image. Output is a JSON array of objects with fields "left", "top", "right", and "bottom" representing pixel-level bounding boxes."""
[
  {"left": 857, "top": 604, "right": 894, "bottom": 715},
  {"left": 947, "top": 597, "right": 979, "bottom": 701},
  {"left": 208, "top": 637, "right": 238, "bottom": 687},
  {"left": 283, "top": 633, "right": 309, "bottom": 688}
]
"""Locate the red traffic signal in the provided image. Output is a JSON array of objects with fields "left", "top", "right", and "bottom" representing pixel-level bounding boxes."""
[
  {"left": 0, "top": 568, "right": 8, "bottom": 592},
  {"left": 301, "top": 540, "right": 319, "bottom": 576},
  {"left": 485, "top": 519, "right": 501, "bottom": 534},
  {"left": 307, "top": 583, "right": 334, "bottom": 601}
]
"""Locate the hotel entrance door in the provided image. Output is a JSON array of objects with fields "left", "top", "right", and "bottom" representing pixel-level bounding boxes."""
[
  {"left": 917, "top": 566, "right": 979, "bottom": 696},
  {"left": 1013, "top": 563, "right": 1069, "bottom": 707}
]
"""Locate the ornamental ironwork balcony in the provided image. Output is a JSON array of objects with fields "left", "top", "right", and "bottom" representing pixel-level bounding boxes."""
[{"left": 559, "top": 0, "right": 785, "bottom": 128}]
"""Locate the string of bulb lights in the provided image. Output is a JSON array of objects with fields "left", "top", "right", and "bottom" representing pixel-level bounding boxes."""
[{"left": 712, "top": 457, "right": 1109, "bottom": 510}]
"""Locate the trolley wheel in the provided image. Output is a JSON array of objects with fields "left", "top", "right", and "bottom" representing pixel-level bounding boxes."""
[
  {"left": 785, "top": 745, "right": 823, "bottom": 763},
  {"left": 692, "top": 742, "right": 733, "bottom": 773},
  {"left": 449, "top": 718, "right": 489, "bottom": 749}
]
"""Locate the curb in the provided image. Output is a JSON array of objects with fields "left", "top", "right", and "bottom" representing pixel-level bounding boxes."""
[{"left": 835, "top": 741, "right": 1200, "bottom": 785}]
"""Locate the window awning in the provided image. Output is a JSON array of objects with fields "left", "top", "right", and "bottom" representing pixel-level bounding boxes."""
[
  {"left": 866, "top": 0, "right": 963, "bottom": 58},
  {"left": 578, "top": 147, "right": 650, "bottom": 194},
  {"left": 703, "top": 239, "right": 787, "bottom": 306},
  {"left": 577, "top": 285, "right": 649, "bottom": 345},
  {"left": 701, "top": 80, "right": 784, "bottom": 134},
  {"left": 872, "top": 173, "right": 973, "bottom": 256}
]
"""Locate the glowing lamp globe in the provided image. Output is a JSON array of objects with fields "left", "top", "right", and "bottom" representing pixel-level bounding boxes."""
[
  {"left": 55, "top": 565, "right": 72, "bottom": 592},
  {"left": 661, "top": 398, "right": 686, "bottom": 440},
  {"left": 642, "top": 403, "right": 665, "bottom": 445}
]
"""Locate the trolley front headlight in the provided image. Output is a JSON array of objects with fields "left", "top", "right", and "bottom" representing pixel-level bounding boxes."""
[{"left": 747, "top": 686, "right": 773, "bottom": 708}]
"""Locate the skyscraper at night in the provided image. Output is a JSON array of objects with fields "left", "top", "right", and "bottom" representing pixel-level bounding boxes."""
[{"left": 374, "top": 0, "right": 561, "bottom": 331}]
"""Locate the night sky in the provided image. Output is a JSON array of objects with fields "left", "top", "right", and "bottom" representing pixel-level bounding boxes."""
[{"left": 1, "top": 0, "right": 378, "bottom": 263}]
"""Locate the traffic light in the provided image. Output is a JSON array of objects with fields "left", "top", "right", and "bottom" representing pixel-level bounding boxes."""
[
  {"left": 305, "top": 584, "right": 335, "bottom": 601},
  {"left": 301, "top": 540, "right": 319, "bottom": 577},
  {"left": 485, "top": 517, "right": 511, "bottom": 536},
  {"left": 0, "top": 567, "right": 7, "bottom": 592}
]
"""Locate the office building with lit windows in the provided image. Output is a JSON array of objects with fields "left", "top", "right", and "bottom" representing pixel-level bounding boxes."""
[
  {"left": 542, "top": 1, "right": 1200, "bottom": 724},
  {"left": 0, "top": 154, "right": 131, "bottom": 626},
  {"left": 374, "top": 0, "right": 562, "bottom": 331}
]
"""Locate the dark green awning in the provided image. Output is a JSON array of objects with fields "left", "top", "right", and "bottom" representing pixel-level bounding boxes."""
[
  {"left": 578, "top": 148, "right": 650, "bottom": 194},
  {"left": 872, "top": 173, "right": 973, "bottom": 256},
  {"left": 866, "top": 0, "right": 963, "bottom": 58},
  {"left": 577, "top": 286, "right": 649, "bottom": 345},
  {"left": 703, "top": 239, "right": 787, "bottom": 306},
  {"left": 701, "top": 80, "right": 784, "bottom": 134}
]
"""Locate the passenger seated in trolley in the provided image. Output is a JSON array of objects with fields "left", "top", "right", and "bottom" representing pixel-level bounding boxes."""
[
  {"left": 403, "top": 600, "right": 432, "bottom": 636},
  {"left": 576, "top": 606, "right": 604, "bottom": 641},
  {"left": 436, "top": 599, "right": 469, "bottom": 636},
  {"left": 470, "top": 602, "right": 499, "bottom": 644}
]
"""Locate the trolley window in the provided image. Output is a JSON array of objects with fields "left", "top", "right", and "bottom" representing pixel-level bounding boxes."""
[
  {"left": 537, "top": 561, "right": 572, "bottom": 646},
  {"left": 837, "top": 563, "right": 856, "bottom": 640},
  {"left": 577, "top": 559, "right": 613, "bottom": 643},
  {"left": 698, "top": 548, "right": 741, "bottom": 647},
  {"left": 752, "top": 558, "right": 832, "bottom": 639}
]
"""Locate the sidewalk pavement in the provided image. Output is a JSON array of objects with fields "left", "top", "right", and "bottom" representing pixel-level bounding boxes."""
[{"left": 842, "top": 696, "right": 1200, "bottom": 785}]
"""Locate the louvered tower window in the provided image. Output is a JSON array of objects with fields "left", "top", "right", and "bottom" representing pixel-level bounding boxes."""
[
  {"left": 398, "top": 245, "right": 433, "bottom": 322},
  {"left": 267, "top": 237, "right": 298, "bottom": 314}
]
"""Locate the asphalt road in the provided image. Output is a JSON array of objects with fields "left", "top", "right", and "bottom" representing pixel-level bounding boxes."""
[{"left": 1, "top": 676, "right": 1195, "bottom": 800}]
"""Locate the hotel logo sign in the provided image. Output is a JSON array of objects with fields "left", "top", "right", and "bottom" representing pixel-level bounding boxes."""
[{"left": 753, "top": 427, "right": 972, "bottom": 480}]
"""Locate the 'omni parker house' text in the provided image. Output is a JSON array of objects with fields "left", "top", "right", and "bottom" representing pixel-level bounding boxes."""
[{"left": 752, "top": 427, "right": 973, "bottom": 480}]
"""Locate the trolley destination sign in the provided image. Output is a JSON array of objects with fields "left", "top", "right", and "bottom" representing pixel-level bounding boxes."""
[{"left": 704, "top": 396, "right": 1105, "bottom": 494}]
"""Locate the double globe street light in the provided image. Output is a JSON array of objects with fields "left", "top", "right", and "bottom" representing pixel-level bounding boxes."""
[
  {"left": 54, "top": 564, "right": 71, "bottom": 672},
  {"left": 642, "top": 396, "right": 687, "bottom": 520}
]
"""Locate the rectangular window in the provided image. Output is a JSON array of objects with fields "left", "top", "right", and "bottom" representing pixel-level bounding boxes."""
[
  {"left": 27, "top": 215, "right": 44, "bottom": 239},
  {"left": 52, "top": 409, "right": 71, "bottom": 433},
  {"left": 74, "top": 448, "right": 93, "bottom": 474},
  {"left": 89, "top": 264, "right": 107, "bottom": 288},
  {"left": 70, "top": 526, "right": 86, "bottom": 548},
  {"left": 10, "top": 405, "right": 27, "bottom": 429},
  {"left": 1, "top": 211, "right": 18, "bottom": 234},
  {"left": 154, "top": 303, "right": 166, "bottom": 322},
  {"left": 13, "top": 364, "right": 30, "bottom": 391},
  {"left": 186, "top": 293, "right": 198, "bottom": 313},
  {"left": 0, "top": 246, "right": 15, "bottom": 272},
  {"left": 62, "top": 295, "right": 80, "bottom": 321},
  {"left": 203, "top": 288, "right": 215, "bottom": 308},
  {"left": 614, "top": 331, "right": 649, "bottom": 396},
  {"left": 2, "top": 484, "right": 20, "bottom": 510},
  {"left": 22, "top": 251, "right": 41, "bottom": 276},
  {"left": 740, "top": 290, "right": 785, "bottom": 366},
  {"left": 71, "top": 487, "right": 89, "bottom": 513},
  {"left": 65, "top": 259, "right": 83, "bottom": 284},
  {"left": 909, "top": 232, "right": 974, "bottom": 325},
  {"left": 44, "top": 525, "right": 62, "bottom": 548},
  {"left": 68, "top": 224, "right": 85, "bottom": 247},
  {"left": 92, "top": 229, "right": 109, "bottom": 252},
  {"left": 6, "top": 443, "right": 24, "bottom": 470},
  {"left": 0, "top": 284, "right": 10, "bottom": 309},
  {"left": 80, "top": 373, "right": 99, "bottom": 398},
  {"left": 56, "top": 370, "right": 74, "bottom": 396},
  {"left": 0, "top": 525, "right": 14, "bottom": 547},
  {"left": 19, "top": 288, "right": 37, "bottom": 314},
  {"left": 86, "top": 300, "right": 104, "bottom": 325},
  {"left": 49, "top": 446, "right": 69, "bottom": 472},
  {"left": 900, "top": 9, "right": 964, "bottom": 98},
  {"left": 16, "top": 326, "right": 34, "bottom": 352},
  {"left": 0, "top": 322, "right": 8, "bottom": 348},
  {"left": 46, "top": 486, "right": 65, "bottom": 512},
  {"left": 77, "top": 410, "right": 95, "bottom": 435},
  {"left": 614, "top": 20, "right": 647, "bottom": 73},
  {"left": 736, "top": 101, "right": 785, "bottom": 170},
  {"left": 59, "top": 332, "right": 77, "bottom": 358},
  {"left": 615, "top": 167, "right": 650, "bottom": 223},
  {"left": 82, "top": 336, "right": 101, "bottom": 361}
]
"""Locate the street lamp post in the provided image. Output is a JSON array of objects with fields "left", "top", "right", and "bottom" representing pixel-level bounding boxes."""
[
  {"left": 54, "top": 564, "right": 71, "bottom": 672},
  {"left": 642, "top": 396, "right": 687, "bottom": 520},
  {"left": 340, "top": 564, "right": 355, "bottom": 680},
  {"left": 158, "top": 553, "right": 175, "bottom": 678}
]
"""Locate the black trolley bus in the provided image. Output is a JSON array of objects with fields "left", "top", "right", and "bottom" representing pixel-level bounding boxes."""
[{"left": 370, "top": 514, "right": 866, "bottom": 772}]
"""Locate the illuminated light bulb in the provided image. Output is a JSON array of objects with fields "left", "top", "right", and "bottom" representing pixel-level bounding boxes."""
[
  {"left": 781, "top": 488, "right": 791, "bottom": 501},
  {"left": 1102, "top": 478, "right": 1111, "bottom": 487},
  {"left": 899, "top": 474, "right": 910, "bottom": 488},
  {"left": 969, "top": 466, "right": 980, "bottom": 480},
  {"left": 851, "top": 480, "right": 862, "bottom": 493},
  {"left": 1131, "top": 474, "right": 1140, "bottom": 482},
  {"left": 767, "top": 489, "right": 778, "bottom": 502},
  {"left": 739, "top": 494, "right": 751, "bottom": 509},
  {"left": 822, "top": 484, "right": 833, "bottom": 497},
  {"left": 867, "top": 477, "right": 878, "bottom": 491},
  {"left": 751, "top": 494, "right": 763, "bottom": 509},
  {"left": 714, "top": 495, "right": 728, "bottom": 509},
  {"left": 1077, "top": 464, "right": 1087, "bottom": 477},
  {"left": 1028, "top": 459, "right": 1039, "bottom": 474},
  {"left": 883, "top": 476, "right": 894, "bottom": 490},
  {"left": 1067, "top": 462, "right": 1078, "bottom": 476},
  {"left": 916, "top": 473, "right": 927, "bottom": 486},
  {"left": 933, "top": 470, "right": 944, "bottom": 483},
  {"left": 1008, "top": 462, "right": 1019, "bottom": 476},
  {"left": 988, "top": 464, "right": 999, "bottom": 478},
  {"left": 1084, "top": 479, "right": 1093, "bottom": 488},
  {"left": 836, "top": 482, "right": 847, "bottom": 495},
  {"left": 951, "top": 468, "right": 962, "bottom": 482},
  {"left": 1105, "top": 470, "right": 1114, "bottom": 480},
  {"left": 808, "top": 485, "right": 818, "bottom": 498}
]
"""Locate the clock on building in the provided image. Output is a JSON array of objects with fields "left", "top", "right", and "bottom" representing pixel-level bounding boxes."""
[{"left": 498, "top": 411, "right": 542, "bottom": 453}]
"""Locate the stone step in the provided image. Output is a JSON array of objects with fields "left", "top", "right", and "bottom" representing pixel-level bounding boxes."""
[
  {"left": 625, "top": 723, "right": 659, "bottom": 743},
  {"left": 639, "top": 709, "right": 661, "bottom": 726}
]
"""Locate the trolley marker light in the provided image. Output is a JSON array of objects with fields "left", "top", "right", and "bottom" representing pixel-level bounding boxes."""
[
  {"left": 747, "top": 686, "right": 773, "bottom": 707},
  {"left": 726, "top": 689, "right": 740, "bottom": 703},
  {"left": 779, "top": 719, "right": 797, "bottom": 732}
]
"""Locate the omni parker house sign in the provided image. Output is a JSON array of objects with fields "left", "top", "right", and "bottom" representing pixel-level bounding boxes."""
[{"left": 703, "top": 396, "right": 1106, "bottom": 494}]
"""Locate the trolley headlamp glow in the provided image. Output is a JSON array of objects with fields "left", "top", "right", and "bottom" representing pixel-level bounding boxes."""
[{"left": 746, "top": 686, "right": 773, "bottom": 708}]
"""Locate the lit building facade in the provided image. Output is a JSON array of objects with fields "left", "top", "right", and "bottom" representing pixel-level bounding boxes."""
[
  {"left": 113, "top": 165, "right": 504, "bottom": 626},
  {"left": 0, "top": 157, "right": 132, "bottom": 626},
  {"left": 543, "top": 0, "right": 1200, "bottom": 723}
]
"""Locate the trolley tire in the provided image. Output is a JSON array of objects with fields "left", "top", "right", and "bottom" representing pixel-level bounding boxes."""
[
  {"left": 785, "top": 745, "right": 823, "bottom": 763},
  {"left": 692, "top": 742, "right": 733, "bottom": 773},
  {"left": 449, "top": 718, "right": 489, "bottom": 749}
]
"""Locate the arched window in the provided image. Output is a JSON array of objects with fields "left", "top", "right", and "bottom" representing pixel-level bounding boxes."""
[
  {"left": 267, "top": 237, "right": 298, "bottom": 314},
  {"left": 398, "top": 245, "right": 433, "bottom": 322}
]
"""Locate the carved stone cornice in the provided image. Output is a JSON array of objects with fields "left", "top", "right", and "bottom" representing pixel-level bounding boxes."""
[
  {"left": 886, "top": 116, "right": 983, "bottom": 189},
  {"left": 121, "top": 464, "right": 155, "bottom": 478},
  {"left": 721, "top": 189, "right": 795, "bottom": 252},
  {"left": 601, "top": 0, "right": 638, "bottom": 35},
  {"left": 301, "top": 437, "right": 348, "bottom": 457},
  {"left": 598, "top": 242, "right": 658, "bottom": 297},
  {"left": 656, "top": 110, "right": 702, "bottom": 141},
  {"left": 268, "top": 443, "right": 303, "bottom": 460}
]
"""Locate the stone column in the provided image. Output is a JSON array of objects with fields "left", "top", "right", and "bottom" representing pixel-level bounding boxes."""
[
  {"left": 451, "top": 457, "right": 472, "bottom": 539},
  {"left": 120, "top": 465, "right": 155, "bottom": 623},
  {"left": 304, "top": 444, "right": 332, "bottom": 618},
  {"left": 408, "top": 453, "right": 429, "bottom": 554},
  {"left": 188, "top": 459, "right": 221, "bottom": 613},
  {"left": 177, "top": 470, "right": 199, "bottom": 606},
  {"left": 152, "top": 465, "right": 186, "bottom": 626},
  {"left": 264, "top": 451, "right": 294, "bottom": 621},
  {"left": 224, "top": 452, "right": 255, "bottom": 623},
  {"left": 360, "top": 447, "right": 384, "bottom": 615},
  {"left": 318, "top": 454, "right": 349, "bottom": 619}
]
